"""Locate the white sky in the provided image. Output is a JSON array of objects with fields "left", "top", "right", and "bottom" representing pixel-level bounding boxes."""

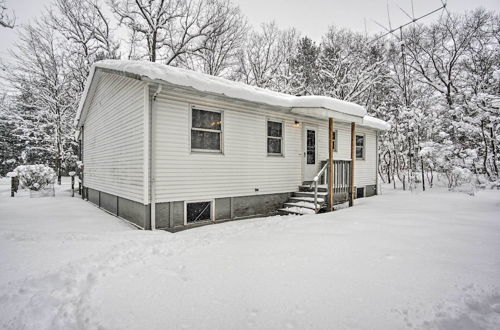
[{"left": 0, "top": 0, "right": 499, "bottom": 59}]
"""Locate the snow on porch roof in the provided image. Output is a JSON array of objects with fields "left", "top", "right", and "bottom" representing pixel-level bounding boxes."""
[{"left": 76, "top": 60, "right": 390, "bottom": 131}]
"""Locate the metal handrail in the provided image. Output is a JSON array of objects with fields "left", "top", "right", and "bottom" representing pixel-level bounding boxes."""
[{"left": 310, "top": 162, "right": 329, "bottom": 213}]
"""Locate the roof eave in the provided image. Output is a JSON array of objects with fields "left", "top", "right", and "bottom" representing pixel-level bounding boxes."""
[{"left": 291, "top": 107, "right": 364, "bottom": 124}]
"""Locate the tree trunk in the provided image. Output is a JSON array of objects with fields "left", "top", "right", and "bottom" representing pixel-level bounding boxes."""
[
  {"left": 480, "top": 120, "right": 491, "bottom": 180},
  {"left": 426, "top": 167, "right": 434, "bottom": 188},
  {"left": 149, "top": 31, "right": 157, "bottom": 62},
  {"left": 56, "top": 156, "right": 62, "bottom": 185},
  {"left": 421, "top": 157, "right": 425, "bottom": 191},
  {"left": 386, "top": 151, "right": 391, "bottom": 184},
  {"left": 490, "top": 126, "right": 499, "bottom": 178}
]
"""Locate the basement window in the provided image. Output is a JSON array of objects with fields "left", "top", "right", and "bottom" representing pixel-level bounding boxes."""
[
  {"left": 267, "top": 119, "right": 283, "bottom": 155},
  {"left": 356, "top": 187, "right": 365, "bottom": 198},
  {"left": 191, "top": 108, "right": 222, "bottom": 152},
  {"left": 186, "top": 201, "right": 212, "bottom": 224}
]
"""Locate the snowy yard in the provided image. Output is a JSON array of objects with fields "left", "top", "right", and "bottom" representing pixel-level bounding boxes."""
[{"left": 0, "top": 178, "right": 499, "bottom": 329}]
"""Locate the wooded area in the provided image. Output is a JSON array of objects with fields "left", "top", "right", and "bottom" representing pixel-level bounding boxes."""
[{"left": 0, "top": 0, "right": 498, "bottom": 190}]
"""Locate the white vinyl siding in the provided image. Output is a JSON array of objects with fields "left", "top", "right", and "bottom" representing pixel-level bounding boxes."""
[
  {"left": 152, "top": 89, "right": 378, "bottom": 202},
  {"left": 83, "top": 72, "right": 145, "bottom": 203},
  {"left": 82, "top": 71, "right": 378, "bottom": 204},
  {"left": 318, "top": 121, "right": 377, "bottom": 187},
  {"left": 153, "top": 92, "right": 304, "bottom": 202},
  {"left": 354, "top": 127, "right": 377, "bottom": 187}
]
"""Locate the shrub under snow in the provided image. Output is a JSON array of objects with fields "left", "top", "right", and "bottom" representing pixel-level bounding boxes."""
[{"left": 13, "top": 165, "right": 56, "bottom": 191}]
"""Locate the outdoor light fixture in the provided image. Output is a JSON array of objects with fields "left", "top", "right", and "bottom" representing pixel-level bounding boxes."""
[{"left": 292, "top": 121, "right": 300, "bottom": 128}]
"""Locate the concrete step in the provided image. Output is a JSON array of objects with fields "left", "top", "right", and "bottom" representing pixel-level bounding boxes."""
[
  {"left": 284, "top": 201, "right": 320, "bottom": 210},
  {"left": 278, "top": 209, "right": 303, "bottom": 216},
  {"left": 293, "top": 191, "right": 328, "bottom": 198},
  {"left": 278, "top": 206, "right": 316, "bottom": 216},
  {"left": 289, "top": 196, "right": 325, "bottom": 203},
  {"left": 299, "top": 185, "right": 328, "bottom": 192}
]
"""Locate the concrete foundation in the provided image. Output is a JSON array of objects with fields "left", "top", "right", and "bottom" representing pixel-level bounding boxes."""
[
  {"left": 154, "top": 201, "right": 184, "bottom": 229},
  {"left": 365, "top": 185, "right": 377, "bottom": 197},
  {"left": 232, "top": 193, "right": 290, "bottom": 218},
  {"left": 215, "top": 198, "right": 231, "bottom": 220},
  {"left": 85, "top": 187, "right": 150, "bottom": 229},
  {"left": 100, "top": 191, "right": 118, "bottom": 215},
  {"left": 119, "top": 197, "right": 151, "bottom": 229},
  {"left": 87, "top": 188, "right": 100, "bottom": 206},
  {"left": 153, "top": 193, "right": 290, "bottom": 231},
  {"left": 84, "top": 185, "right": 376, "bottom": 231}
]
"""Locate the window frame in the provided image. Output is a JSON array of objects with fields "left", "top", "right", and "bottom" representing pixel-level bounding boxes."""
[
  {"left": 184, "top": 199, "right": 215, "bottom": 225},
  {"left": 266, "top": 118, "right": 285, "bottom": 156},
  {"left": 305, "top": 126, "right": 318, "bottom": 165},
  {"left": 355, "top": 133, "right": 365, "bottom": 160},
  {"left": 333, "top": 129, "right": 338, "bottom": 152},
  {"left": 356, "top": 187, "right": 365, "bottom": 199},
  {"left": 189, "top": 105, "right": 224, "bottom": 154}
]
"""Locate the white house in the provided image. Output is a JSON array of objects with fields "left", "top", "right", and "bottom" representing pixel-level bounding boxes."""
[{"left": 75, "top": 60, "right": 390, "bottom": 230}]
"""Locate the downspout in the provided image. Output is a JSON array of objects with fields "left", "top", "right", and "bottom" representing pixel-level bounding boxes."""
[{"left": 149, "top": 84, "right": 162, "bottom": 230}]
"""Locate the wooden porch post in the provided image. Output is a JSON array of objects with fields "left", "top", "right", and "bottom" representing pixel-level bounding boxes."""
[
  {"left": 349, "top": 122, "right": 356, "bottom": 207},
  {"left": 328, "top": 118, "right": 334, "bottom": 211}
]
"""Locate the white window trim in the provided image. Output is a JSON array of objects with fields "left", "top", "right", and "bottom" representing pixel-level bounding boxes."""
[
  {"left": 184, "top": 199, "right": 215, "bottom": 225},
  {"left": 266, "top": 118, "right": 285, "bottom": 156},
  {"left": 333, "top": 129, "right": 338, "bottom": 152},
  {"left": 355, "top": 133, "right": 365, "bottom": 160},
  {"left": 304, "top": 125, "right": 318, "bottom": 165},
  {"left": 189, "top": 105, "right": 224, "bottom": 154}
]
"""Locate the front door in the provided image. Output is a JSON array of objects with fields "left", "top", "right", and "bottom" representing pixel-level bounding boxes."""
[{"left": 303, "top": 126, "right": 317, "bottom": 181}]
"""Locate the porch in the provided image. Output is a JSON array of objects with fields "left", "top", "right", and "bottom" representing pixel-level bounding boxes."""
[
  {"left": 280, "top": 119, "right": 358, "bottom": 216},
  {"left": 279, "top": 159, "right": 353, "bottom": 215}
]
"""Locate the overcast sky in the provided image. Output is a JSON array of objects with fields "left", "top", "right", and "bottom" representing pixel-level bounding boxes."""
[{"left": 1, "top": 0, "right": 499, "bottom": 59}]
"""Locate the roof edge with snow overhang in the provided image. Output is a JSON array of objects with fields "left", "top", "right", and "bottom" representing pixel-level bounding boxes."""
[{"left": 75, "top": 60, "right": 390, "bottom": 131}]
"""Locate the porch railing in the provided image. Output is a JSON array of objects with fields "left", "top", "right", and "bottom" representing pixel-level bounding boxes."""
[
  {"left": 332, "top": 160, "right": 351, "bottom": 195},
  {"left": 310, "top": 159, "right": 352, "bottom": 212},
  {"left": 311, "top": 162, "right": 329, "bottom": 212}
]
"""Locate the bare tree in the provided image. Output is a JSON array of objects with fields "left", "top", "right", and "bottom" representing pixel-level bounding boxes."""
[
  {"left": 49, "top": 0, "right": 120, "bottom": 92},
  {"left": 109, "top": 0, "right": 183, "bottom": 62},
  {"left": 110, "top": 0, "right": 235, "bottom": 64},
  {"left": 0, "top": 0, "right": 14, "bottom": 28},
  {"left": 177, "top": 0, "right": 248, "bottom": 76},
  {"left": 234, "top": 22, "right": 299, "bottom": 89},
  {"left": 318, "top": 27, "right": 386, "bottom": 104},
  {"left": 404, "top": 9, "right": 492, "bottom": 106}
]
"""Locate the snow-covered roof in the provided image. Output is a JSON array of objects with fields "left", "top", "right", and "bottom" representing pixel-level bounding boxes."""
[
  {"left": 362, "top": 116, "right": 391, "bottom": 131},
  {"left": 76, "top": 60, "right": 390, "bottom": 131}
]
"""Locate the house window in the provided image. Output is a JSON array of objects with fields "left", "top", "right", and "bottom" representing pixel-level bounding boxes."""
[
  {"left": 186, "top": 201, "right": 212, "bottom": 223},
  {"left": 333, "top": 129, "right": 338, "bottom": 152},
  {"left": 356, "top": 187, "right": 365, "bottom": 198},
  {"left": 191, "top": 108, "right": 222, "bottom": 152},
  {"left": 267, "top": 120, "right": 283, "bottom": 155},
  {"left": 356, "top": 134, "right": 365, "bottom": 159}
]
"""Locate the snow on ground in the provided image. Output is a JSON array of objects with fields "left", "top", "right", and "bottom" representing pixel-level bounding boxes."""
[{"left": 0, "top": 178, "right": 499, "bottom": 329}]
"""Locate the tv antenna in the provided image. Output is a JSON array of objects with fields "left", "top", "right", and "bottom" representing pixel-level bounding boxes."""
[
  {"left": 367, "top": 0, "right": 448, "bottom": 106},
  {"left": 369, "top": 0, "right": 448, "bottom": 44}
]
